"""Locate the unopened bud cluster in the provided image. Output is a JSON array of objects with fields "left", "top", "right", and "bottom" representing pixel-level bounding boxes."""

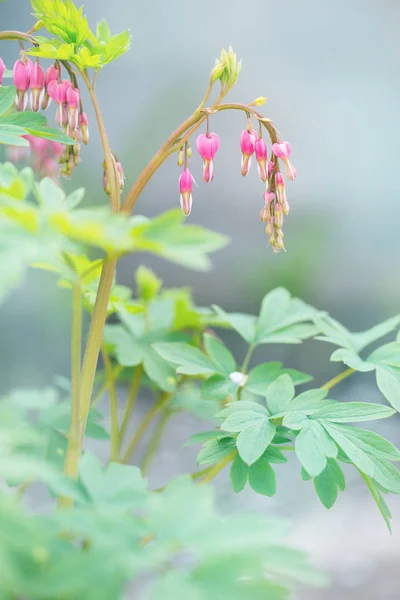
[{"left": 0, "top": 53, "right": 90, "bottom": 179}]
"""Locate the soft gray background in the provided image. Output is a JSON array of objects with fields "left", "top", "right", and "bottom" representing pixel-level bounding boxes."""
[{"left": 1, "top": 1, "right": 400, "bottom": 598}]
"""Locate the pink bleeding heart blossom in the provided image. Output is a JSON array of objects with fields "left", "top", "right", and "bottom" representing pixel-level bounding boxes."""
[
  {"left": 0, "top": 58, "right": 5, "bottom": 85},
  {"left": 42, "top": 64, "right": 59, "bottom": 110},
  {"left": 260, "top": 190, "right": 275, "bottom": 222},
  {"left": 272, "top": 141, "right": 291, "bottom": 159},
  {"left": 66, "top": 87, "right": 80, "bottom": 130},
  {"left": 13, "top": 58, "right": 32, "bottom": 111},
  {"left": 179, "top": 167, "right": 193, "bottom": 216},
  {"left": 272, "top": 141, "right": 296, "bottom": 181},
  {"left": 196, "top": 132, "right": 219, "bottom": 183},
  {"left": 240, "top": 129, "right": 256, "bottom": 176},
  {"left": 255, "top": 137, "right": 268, "bottom": 182},
  {"left": 29, "top": 61, "right": 45, "bottom": 112},
  {"left": 79, "top": 112, "right": 89, "bottom": 145},
  {"left": 48, "top": 79, "right": 72, "bottom": 124}
]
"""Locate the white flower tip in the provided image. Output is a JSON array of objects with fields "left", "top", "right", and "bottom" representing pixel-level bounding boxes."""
[{"left": 229, "top": 371, "right": 248, "bottom": 387}]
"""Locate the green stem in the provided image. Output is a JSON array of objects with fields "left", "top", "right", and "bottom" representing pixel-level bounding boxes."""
[
  {"left": 241, "top": 344, "right": 255, "bottom": 374},
  {"left": 59, "top": 283, "right": 82, "bottom": 507},
  {"left": 321, "top": 368, "right": 356, "bottom": 391},
  {"left": 121, "top": 392, "right": 173, "bottom": 464},
  {"left": 141, "top": 408, "right": 172, "bottom": 474},
  {"left": 91, "top": 365, "right": 123, "bottom": 408},
  {"left": 101, "top": 344, "right": 119, "bottom": 462},
  {"left": 198, "top": 450, "right": 237, "bottom": 484},
  {"left": 119, "top": 364, "right": 144, "bottom": 448},
  {"left": 78, "top": 258, "right": 117, "bottom": 440}
]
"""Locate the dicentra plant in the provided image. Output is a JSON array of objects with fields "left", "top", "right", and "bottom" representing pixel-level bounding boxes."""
[{"left": 0, "top": 1, "right": 399, "bottom": 598}]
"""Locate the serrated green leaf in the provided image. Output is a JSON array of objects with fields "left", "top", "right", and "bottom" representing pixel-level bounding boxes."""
[
  {"left": 24, "top": 125, "right": 76, "bottom": 145},
  {"left": 216, "top": 400, "right": 269, "bottom": 419},
  {"left": 0, "top": 124, "right": 30, "bottom": 146},
  {"left": 282, "top": 411, "right": 308, "bottom": 430},
  {"left": 248, "top": 458, "right": 276, "bottom": 497},
  {"left": 135, "top": 266, "right": 162, "bottom": 302},
  {"left": 237, "top": 420, "right": 276, "bottom": 465},
  {"left": 367, "top": 342, "right": 400, "bottom": 368},
  {"left": 314, "top": 459, "right": 345, "bottom": 508},
  {"left": 321, "top": 422, "right": 375, "bottom": 477},
  {"left": 245, "top": 362, "right": 312, "bottom": 396},
  {"left": 359, "top": 471, "right": 393, "bottom": 532},
  {"left": 230, "top": 453, "right": 248, "bottom": 492},
  {"left": 262, "top": 446, "right": 288, "bottom": 463}
]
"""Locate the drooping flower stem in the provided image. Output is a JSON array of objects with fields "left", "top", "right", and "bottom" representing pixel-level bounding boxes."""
[{"left": 118, "top": 364, "right": 144, "bottom": 448}]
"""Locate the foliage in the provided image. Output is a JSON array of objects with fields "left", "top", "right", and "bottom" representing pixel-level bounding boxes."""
[{"left": 0, "top": 0, "right": 399, "bottom": 598}]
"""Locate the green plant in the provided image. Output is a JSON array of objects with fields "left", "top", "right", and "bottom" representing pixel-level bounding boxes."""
[{"left": 0, "top": 1, "right": 399, "bottom": 598}]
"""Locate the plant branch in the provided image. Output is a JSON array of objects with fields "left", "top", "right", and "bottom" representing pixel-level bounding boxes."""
[
  {"left": 321, "top": 368, "right": 356, "bottom": 391},
  {"left": 118, "top": 364, "right": 144, "bottom": 448},
  {"left": 141, "top": 408, "right": 172, "bottom": 475},
  {"left": 198, "top": 450, "right": 237, "bottom": 484},
  {"left": 101, "top": 345, "right": 119, "bottom": 462},
  {"left": 121, "top": 391, "right": 173, "bottom": 464},
  {"left": 91, "top": 365, "right": 123, "bottom": 408}
]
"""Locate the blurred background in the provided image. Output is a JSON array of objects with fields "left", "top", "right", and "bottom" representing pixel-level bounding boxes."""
[{"left": 1, "top": 0, "right": 400, "bottom": 598}]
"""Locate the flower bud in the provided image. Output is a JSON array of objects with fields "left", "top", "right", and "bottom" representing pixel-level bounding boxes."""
[
  {"left": 240, "top": 129, "right": 256, "bottom": 177},
  {"left": 179, "top": 167, "right": 193, "bottom": 216},
  {"left": 282, "top": 199, "right": 290, "bottom": 215},
  {"left": 275, "top": 172, "right": 287, "bottom": 206},
  {"left": 284, "top": 160, "right": 297, "bottom": 181},
  {"left": 0, "top": 58, "right": 5, "bottom": 85},
  {"left": 177, "top": 148, "right": 184, "bottom": 167},
  {"left": 116, "top": 161, "right": 125, "bottom": 191},
  {"left": 263, "top": 190, "right": 275, "bottom": 205},
  {"left": 196, "top": 132, "right": 219, "bottom": 183},
  {"left": 255, "top": 137, "right": 268, "bottom": 182},
  {"left": 272, "top": 141, "right": 291, "bottom": 159},
  {"left": 29, "top": 61, "right": 45, "bottom": 112},
  {"left": 42, "top": 64, "right": 59, "bottom": 110},
  {"left": 13, "top": 58, "right": 32, "bottom": 111},
  {"left": 274, "top": 204, "right": 283, "bottom": 229},
  {"left": 268, "top": 161, "right": 275, "bottom": 176},
  {"left": 252, "top": 96, "right": 267, "bottom": 106},
  {"left": 79, "top": 112, "right": 89, "bottom": 145},
  {"left": 260, "top": 204, "right": 271, "bottom": 222},
  {"left": 66, "top": 87, "right": 80, "bottom": 130}
]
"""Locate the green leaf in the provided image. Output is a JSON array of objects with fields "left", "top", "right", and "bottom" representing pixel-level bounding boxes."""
[
  {"left": 216, "top": 401, "right": 269, "bottom": 419},
  {"left": 335, "top": 427, "right": 400, "bottom": 462},
  {"left": 78, "top": 453, "right": 148, "bottom": 510},
  {"left": 266, "top": 374, "right": 295, "bottom": 415},
  {"left": 0, "top": 86, "right": 16, "bottom": 115},
  {"left": 310, "top": 402, "right": 395, "bottom": 423},
  {"left": 153, "top": 342, "right": 217, "bottom": 376},
  {"left": 96, "top": 19, "right": 112, "bottom": 43},
  {"left": 197, "top": 437, "right": 236, "bottom": 465},
  {"left": 295, "top": 420, "right": 337, "bottom": 476},
  {"left": 135, "top": 266, "right": 162, "bottom": 302},
  {"left": 236, "top": 419, "right": 276, "bottom": 465},
  {"left": 289, "top": 389, "right": 330, "bottom": 414},
  {"left": 262, "top": 446, "right": 288, "bottom": 464},
  {"left": 0, "top": 110, "right": 46, "bottom": 127},
  {"left": 203, "top": 333, "right": 236, "bottom": 374},
  {"left": 248, "top": 458, "right": 276, "bottom": 497},
  {"left": 201, "top": 374, "right": 235, "bottom": 401},
  {"left": 314, "top": 459, "right": 345, "bottom": 508},
  {"left": 221, "top": 411, "right": 268, "bottom": 433},
  {"left": 368, "top": 342, "right": 400, "bottom": 368},
  {"left": 245, "top": 362, "right": 312, "bottom": 396},
  {"left": 0, "top": 124, "right": 30, "bottom": 146},
  {"left": 230, "top": 453, "right": 248, "bottom": 492},
  {"left": 359, "top": 472, "right": 393, "bottom": 532},
  {"left": 132, "top": 210, "right": 228, "bottom": 271},
  {"left": 321, "top": 422, "right": 375, "bottom": 477},
  {"left": 24, "top": 125, "right": 76, "bottom": 145},
  {"left": 212, "top": 305, "right": 256, "bottom": 343},
  {"left": 255, "top": 288, "right": 318, "bottom": 344},
  {"left": 330, "top": 349, "right": 374, "bottom": 372},
  {"left": 282, "top": 411, "right": 308, "bottom": 430},
  {"left": 376, "top": 367, "right": 400, "bottom": 411}
]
